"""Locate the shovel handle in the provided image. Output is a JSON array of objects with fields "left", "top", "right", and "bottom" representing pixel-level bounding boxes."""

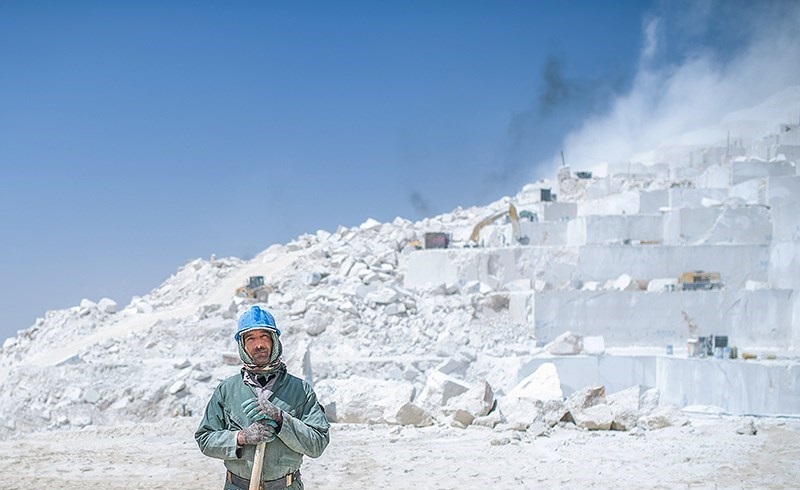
[{"left": 249, "top": 441, "right": 266, "bottom": 490}]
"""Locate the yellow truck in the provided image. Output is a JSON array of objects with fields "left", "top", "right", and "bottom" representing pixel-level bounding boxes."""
[{"left": 679, "top": 271, "right": 722, "bottom": 291}]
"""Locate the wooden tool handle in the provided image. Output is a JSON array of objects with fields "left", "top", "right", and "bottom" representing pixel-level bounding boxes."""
[{"left": 249, "top": 441, "right": 266, "bottom": 490}]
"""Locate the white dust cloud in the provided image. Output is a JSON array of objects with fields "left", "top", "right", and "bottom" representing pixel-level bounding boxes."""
[{"left": 553, "top": 1, "right": 800, "bottom": 175}]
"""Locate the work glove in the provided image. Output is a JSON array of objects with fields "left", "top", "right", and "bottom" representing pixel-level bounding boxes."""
[
  {"left": 242, "top": 393, "right": 283, "bottom": 428},
  {"left": 239, "top": 420, "right": 278, "bottom": 445}
]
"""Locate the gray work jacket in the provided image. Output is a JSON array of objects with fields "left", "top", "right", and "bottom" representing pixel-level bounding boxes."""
[{"left": 195, "top": 367, "right": 330, "bottom": 482}]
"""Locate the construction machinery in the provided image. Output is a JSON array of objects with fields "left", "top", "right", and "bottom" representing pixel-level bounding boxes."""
[
  {"left": 679, "top": 271, "right": 722, "bottom": 290},
  {"left": 519, "top": 210, "right": 538, "bottom": 222},
  {"left": 424, "top": 232, "right": 450, "bottom": 249},
  {"left": 404, "top": 232, "right": 450, "bottom": 251},
  {"left": 468, "top": 203, "right": 529, "bottom": 246},
  {"left": 235, "top": 276, "right": 272, "bottom": 302}
]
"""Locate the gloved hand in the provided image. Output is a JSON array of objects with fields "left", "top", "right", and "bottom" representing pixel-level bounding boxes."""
[
  {"left": 238, "top": 420, "right": 278, "bottom": 445},
  {"left": 242, "top": 393, "right": 283, "bottom": 426}
]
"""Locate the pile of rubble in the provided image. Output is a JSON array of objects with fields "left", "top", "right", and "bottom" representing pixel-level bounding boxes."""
[
  {"left": 0, "top": 89, "right": 798, "bottom": 437},
  {"left": 316, "top": 361, "right": 686, "bottom": 435},
  {"left": 0, "top": 204, "right": 670, "bottom": 438}
]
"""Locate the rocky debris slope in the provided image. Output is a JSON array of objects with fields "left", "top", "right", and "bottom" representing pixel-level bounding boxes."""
[
  {"left": 1, "top": 90, "right": 799, "bottom": 437},
  {"left": 0, "top": 198, "right": 679, "bottom": 438}
]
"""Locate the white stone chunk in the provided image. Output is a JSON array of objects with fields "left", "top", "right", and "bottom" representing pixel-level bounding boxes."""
[
  {"left": 359, "top": 218, "right": 382, "bottom": 231},
  {"left": 582, "top": 335, "right": 605, "bottom": 355},
  {"left": 507, "top": 362, "right": 563, "bottom": 401},
  {"left": 607, "top": 386, "right": 642, "bottom": 431},
  {"left": 573, "top": 403, "right": 614, "bottom": 430},
  {"left": 98, "top": 297, "right": 118, "bottom": 314},
  {"left": 378, "top": 249, "right": 398, "bottom": 266},
  {"left": 498, "top": 397, "right": 542, "bottom": 431},
  {"left": 639, "top": 388, "right": 660, "bottom": 415},
  {"left": 304, "top": 272, "right": 322, "bottom": 286},
  {"left": 393, "top": 402, "right": 433, "bottom": 427},
  {"left": 63, "top": 386, "right": 82, "bottom": 403},
  {"left": 435, "top": 357, "right": 470, "bottom": 377},
  {"left": 169, "top": 381, "right": 186, "bottom": 395},
  {"left": 646, "top": 278, "right": 678, "bottom": 292},
  {"left": 349, "top": 262, "right": 367, "bottom": 277},
  {"left": 136, "top": 302, "right": 153, "bottom": 314},
  {"left": 79, "top": 298, "right": 97, "bottom": 309},
  {"left": 337, "top": 301, "right": 358, "bottom": 315},
  {"left": 304, "top": 312, "right": 327, "bottom": 336},
  {"left": 315, "top": 376, "right": 414, "bottom": 424},
  {"left": 735, "top": 418, "right": 757, "bottom": 435},
  {"left": 545, "top": 331, "right": 583, "bottom": 355},
  {"left": 416, "top": 371, "right": 471, "bottom": 414},
  {"left": 385, "top": 303, "right": 407, "bottom": 316},
  {"left": 339, "top": 257, "right": 354, "bottom": 277},
  {"left": 613, "top": 274, "right": 638, "bottom": 291},
  {"left": 566, "top": 385, "right": 606, "bottom": 414},
  {"left": 83, "top": 387, "right": 101, "bottom": 404},
  {"left": 462, "top": 280, "right": 481, "bottom": 294},
  {"left": 361, "top": 272, "right": 380, "bottom": 285},
  {"left": 355, "top": 284, "right": 377, "bottom": 299},
  {"left": 365, "top": 288, "right": 400, "bottom": 305},
  {"left": 638, "top": 405, "right": 679, "bottom": 430},
  {"left": 581, "top": 281, "right": 601, "bottom": 291},
  {"left": 744, "top": 280, "right": 768, "bottom": 290},
  {"left": 173, "top": 359, "right": 191, "bottom": 369},
  {"left": 443, "top": 380, "right": 495, "bottom": 426},
  {"left": 542, "top": 399, "right": 569, "bottom": 427}
]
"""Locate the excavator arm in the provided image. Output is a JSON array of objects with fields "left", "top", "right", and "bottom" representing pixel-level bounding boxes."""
[{"left": 469, "top": 203, "right": 525, "bottom": 245}]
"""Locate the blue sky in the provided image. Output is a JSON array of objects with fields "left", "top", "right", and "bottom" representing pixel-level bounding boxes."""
[{"left": 1, "top": 0, "right": 797, "bottom": 340}]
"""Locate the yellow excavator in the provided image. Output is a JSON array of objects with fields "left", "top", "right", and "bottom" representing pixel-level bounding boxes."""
[{"left": 468, "top": 203, "right": 528, "bottom": 246}]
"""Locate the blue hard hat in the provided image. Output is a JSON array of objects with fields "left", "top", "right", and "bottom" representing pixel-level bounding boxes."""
[{"left": 235, "top": 305, "right": 280, "bottom": 341}]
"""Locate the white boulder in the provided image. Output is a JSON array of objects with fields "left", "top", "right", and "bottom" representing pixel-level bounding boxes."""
[
  {"left": 638, "top": 405, "right": 680, "bottom": 430},
  {"left": 393, "top": 403, "right": 434, "bottom": 427},
  {"left": 573, "top": 403, "right": 614, "bottom": 430},
  {"left": 607, "top": 386, "right": 642, "bottom": 431},
  {"left": 582, "top": 336, "right": 605, "bottom": 355},
  {"left": 365, "top": 288, "right": 401, "bottom": 305},
  {"left": 566, "top": 385, "right": 606, "bottom": 413},
  {"left": 443, "top": 380, "right": 495, "bottom": 428},
  {"left": 415, "top": 371, "right": 471, "bottom": 415},
  {"left": 98, "top": 297, "right": 118, "bottom": 314},
  {"left": 545, "top": 331, "right": 583, "bottom": 355},
  {"left": 507, "top": 362, "right": 563, "bottom": 401},
  {"left": 316, "top": 376, "right": 415, "bottom": 424},
  {"left": 499, "top": 397, "right": 543, "bottom": 431}
]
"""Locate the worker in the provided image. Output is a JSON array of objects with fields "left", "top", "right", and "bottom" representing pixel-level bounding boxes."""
[{"left": 195, "top": 305, "right": 330, "bottom": 489}]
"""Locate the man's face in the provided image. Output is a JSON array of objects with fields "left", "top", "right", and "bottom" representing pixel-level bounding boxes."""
[{"left": 242, "top": 329, "right": 273, "bottom": 366}]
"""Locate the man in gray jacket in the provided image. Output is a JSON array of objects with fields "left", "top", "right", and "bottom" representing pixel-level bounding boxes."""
[{"left": 196, "top": 305, "right": 330, "bottom": 489}]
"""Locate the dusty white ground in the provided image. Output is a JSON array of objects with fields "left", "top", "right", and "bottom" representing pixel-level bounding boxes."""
[{"left": 0, "top": 415, "right": 797, "bottom": 489}]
